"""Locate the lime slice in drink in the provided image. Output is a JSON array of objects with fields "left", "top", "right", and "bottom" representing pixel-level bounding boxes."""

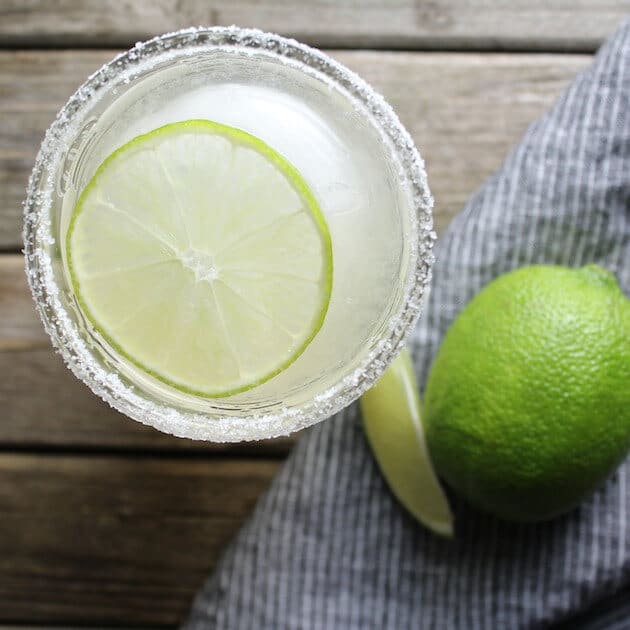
[
  {"left": 360, "top": 348, "right": 454, "bottom": 537},
  {"left": 67, "top": 120, "right": 333, "bottom": 397}
]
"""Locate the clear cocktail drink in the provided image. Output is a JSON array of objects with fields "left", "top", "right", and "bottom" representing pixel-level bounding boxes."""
[{"left": 24, "top": 27, "right": 434, "bottom": 441}]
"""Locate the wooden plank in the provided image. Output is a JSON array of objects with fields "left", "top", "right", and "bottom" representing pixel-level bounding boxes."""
[
  {"left": 0, "top": 345, "right": 296, "bottom": 453},
  {"left": 1, "top": 254, "right": 295, "bottom": 452},
  {"left": 0, "top": 50, "right": 591, "bottom": 248},
  {"left": 0, "top": 453, "right": 279, "bottom": 625},
  {"left": 0, "top": 51, "right": 591, "bottom": 449},
  {"left": 0, "top": 0, "right": 625, "bottom": 51},
  {"left": 0, "top": 254, "right": 44, "bottom": 349},
  {"left": 0, "top": 50, "right": 591, "bottom": 449}
]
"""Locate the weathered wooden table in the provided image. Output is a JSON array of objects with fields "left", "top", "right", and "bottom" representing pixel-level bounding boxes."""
[{"left": 0, "top": 2, "right": 626, "bottom": 626}]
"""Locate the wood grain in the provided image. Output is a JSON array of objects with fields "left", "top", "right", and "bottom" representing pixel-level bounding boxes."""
[
  {"left": 0, "top": 0, "right": 625, "bottom": 51},
  {"left": 0, "top": 254, "right": 44, "bottom": 349},
  {"left": 0, "top": 344, "right": 296, "bottom": 453},
  {"left": 0, "top": 50, "right": 591, "bottom": 248},
  {"left": 0, "top": 453, "right": 279, "bottom": 625}
]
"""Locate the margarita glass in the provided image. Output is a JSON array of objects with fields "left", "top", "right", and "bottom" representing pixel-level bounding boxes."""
[{"left": 23, "top": 27, "right": 434, "bottom": 442}]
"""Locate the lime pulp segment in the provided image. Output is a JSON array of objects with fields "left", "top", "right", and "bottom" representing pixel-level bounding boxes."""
[{"left": 67, "top": 120, "right": 333, "bottom": 397}]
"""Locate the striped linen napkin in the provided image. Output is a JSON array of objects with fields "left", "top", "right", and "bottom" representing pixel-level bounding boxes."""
[{"left": 184, "top": 21, "right": 630, "bottom": 630}]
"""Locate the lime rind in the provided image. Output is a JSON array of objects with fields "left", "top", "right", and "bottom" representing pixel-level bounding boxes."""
[
  {"left": 360, "top": 348, "right": 454, "bottom": 537},
  {"left": 66, "top": 119, "right": 333, "bottom": 398}
]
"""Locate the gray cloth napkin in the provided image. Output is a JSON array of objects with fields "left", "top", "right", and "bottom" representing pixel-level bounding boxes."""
[{"left": 184, "top": 22, "right": 630, "bottom": 630}]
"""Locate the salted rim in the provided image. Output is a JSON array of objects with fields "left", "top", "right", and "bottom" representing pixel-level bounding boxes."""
[{"left": 23, "top": 26, "right": 435, "bottom": 442}]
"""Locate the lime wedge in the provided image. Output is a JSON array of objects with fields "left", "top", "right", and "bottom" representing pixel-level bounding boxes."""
[
  {"left": 67, "top": 120, "right": 333, "bottom": 397},
  {"left": 360, "top": 348, "right": 454, "bottom": 537}
]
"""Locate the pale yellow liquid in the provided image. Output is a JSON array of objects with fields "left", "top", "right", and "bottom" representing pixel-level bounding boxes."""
[{"left": 60, "top": 51, "right": 416, "bottom": 411}]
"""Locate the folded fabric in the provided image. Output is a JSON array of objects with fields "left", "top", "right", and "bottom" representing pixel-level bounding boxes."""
[{"left": 184, "top": 21, "right": 630, "bottom": 630}]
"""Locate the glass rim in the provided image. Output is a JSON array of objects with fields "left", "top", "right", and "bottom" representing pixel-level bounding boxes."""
[{"left": 23, "top": 25, "right": 435, "bottom": 442}]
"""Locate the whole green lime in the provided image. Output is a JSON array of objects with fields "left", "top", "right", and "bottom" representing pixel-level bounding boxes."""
[{"left": 424, "top": 265, "right": 630, "bottom": 522}]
